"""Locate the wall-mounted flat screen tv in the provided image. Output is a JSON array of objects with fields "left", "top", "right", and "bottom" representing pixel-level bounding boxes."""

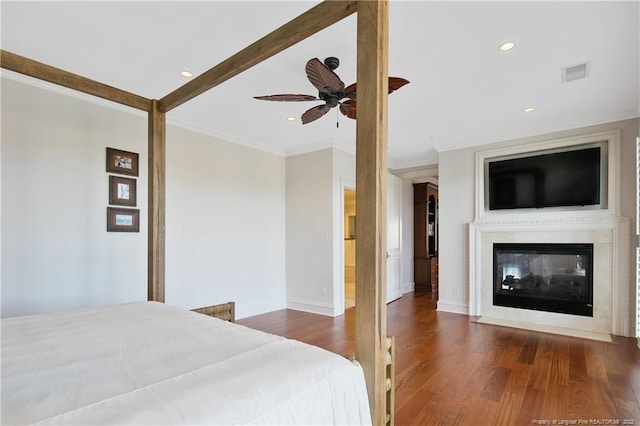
[{"left": 488, "top": 146, "right": 601, "bottom": 210}]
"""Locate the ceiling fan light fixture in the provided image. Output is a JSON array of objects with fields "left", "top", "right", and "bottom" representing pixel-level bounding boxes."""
[
  {"left": 498, "top": 41, "right": 515, "bottom": 52},
  {"left": 287, "top": 116, "right": 296, "bottom": 122},
  {"left": 180, "top": 70, "right": 193, "bottom": 78}
]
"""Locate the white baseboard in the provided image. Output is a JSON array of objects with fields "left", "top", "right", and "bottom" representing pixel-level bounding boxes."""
[
  {"left": 436, "top": 301, "right": 469, "bottom": 315},
  {"left": 401, "top": 282, "right": 415, "bottom": 295},
  {"left": 287, "top": 299, "right": 336, "bottom": 317}
]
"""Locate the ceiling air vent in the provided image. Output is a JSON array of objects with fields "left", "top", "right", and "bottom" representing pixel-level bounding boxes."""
[{"left": 561, "top": 61, "right": 589, "bottom": 83}]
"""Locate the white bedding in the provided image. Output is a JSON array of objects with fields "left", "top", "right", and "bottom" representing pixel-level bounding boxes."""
[{"left": 1, "top": 302, "right": 372, "bottom": 425}]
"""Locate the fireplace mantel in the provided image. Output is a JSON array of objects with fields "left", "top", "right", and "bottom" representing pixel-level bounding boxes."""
[{"left": 469, "top": 215, "right": 630, "bottom": 338}]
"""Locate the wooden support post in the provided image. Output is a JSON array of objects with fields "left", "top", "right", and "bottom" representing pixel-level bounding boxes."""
[
  {"left": 148, "top": 100, "right": 166, "bottom": 302},
  {"left": 355, "top": 1, "right": 389, "bottom": 424}
]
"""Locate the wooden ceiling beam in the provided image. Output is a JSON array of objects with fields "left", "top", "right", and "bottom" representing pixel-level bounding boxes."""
[
  {"left": 159, "top": 0, "right": 357, "bottom": 113},
  {"left": 0, "top": 50, "right": 151, "bottom": 112}
]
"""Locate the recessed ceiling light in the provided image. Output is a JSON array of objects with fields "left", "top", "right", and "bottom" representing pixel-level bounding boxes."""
[
  {"left": 287, "top": 116, "right": 296, "bottom": 122},
  {"left": 522, "top": 106, "right": 535, "bottom": 113},
  {"left": 498, "top": 41, "right": 515, "bottom": 52},
  {"left": 180, "top": 70, "right": 193, "bottom": 78}
]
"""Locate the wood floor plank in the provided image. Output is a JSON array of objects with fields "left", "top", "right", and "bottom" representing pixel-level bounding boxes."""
[
  {"left": 237, "top": 292, "right": 640, "bottom": 424},
  {"left": 585, "top": 343, "right": 608, "bottom": 379},
  {"left": 463, "top": 397, "right": 499, "bottom": 426},
  {"left": 569, "top": 340, "right": 588, "bottom": 383},
  {"left": 542, "top": 375, "right": 568, "bottom": 419},
  {"left": 480, "top": 366, "right": 512, "bottom": 402},
  {"left": 518, "top": 335, "right": 539, "bottom": 365},
  {"left": 516, "top": 386, "right": 546, "bottom": 424},
  {"left": 493, "top": 391, "right": 523, "bottom": 426}
]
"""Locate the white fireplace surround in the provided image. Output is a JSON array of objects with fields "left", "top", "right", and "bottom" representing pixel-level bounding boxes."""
[{"left": 468, "top": 130, "right": 632, "bottom": 339}]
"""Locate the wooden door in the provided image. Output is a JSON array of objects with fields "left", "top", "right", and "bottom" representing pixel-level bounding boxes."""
[{"left": 413, "top": 183, "right": 429, "bottom": 292}]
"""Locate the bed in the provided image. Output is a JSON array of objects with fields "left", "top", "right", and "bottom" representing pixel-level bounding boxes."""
[{"left": 1, "top": 301, "right": 372, "bottom": 425}]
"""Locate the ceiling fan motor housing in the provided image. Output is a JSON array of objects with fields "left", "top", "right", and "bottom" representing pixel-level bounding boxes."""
[
  {"left": 321, "top": 93, "right": 340, "bottom": 108},
  {"left": 324, "top": 57, "right": 340, "bottom": 70}
]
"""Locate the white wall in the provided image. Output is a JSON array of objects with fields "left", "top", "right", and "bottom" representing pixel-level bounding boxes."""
[
  {"left": 165, "top": 125, "right": 286, "bottom": 319},
  {"left": 285, "top": 147, "right": 356, "bottom": 316},
  {"left": 1, "top": 76, "right": 287, "bottom": 320},
  {"left": 1, "top": 77, "right": 148, "bottom": 317},
  {"left": 286, "top": 149, "right": 334, "bottom": 314},
  {"left": 437, "top": 118, "right": 640, "bottom": 321}
]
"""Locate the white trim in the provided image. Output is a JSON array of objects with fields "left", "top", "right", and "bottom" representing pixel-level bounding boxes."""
[
  {"left": 286, "top": 138, "right": 354, "bottom": 158},
  {"left": 436, "top": 301, "right": 469, "bottom": 315},
  {"left": 167, "top": 117, "right": 286, "bottom": 157},
  {"left": 392, "top": 164, "right": 438, "bottom": 181},
  {"left": 401, "top": 282, "right": 415, "bottom": 295},
  {"left": 287, "top": 299, "right": 337, "bottom": 317},
  {"left": 468, "top": 215, "right": 631, "bottom": 337}
]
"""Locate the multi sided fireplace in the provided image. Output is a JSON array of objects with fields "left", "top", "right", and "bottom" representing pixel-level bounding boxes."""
[{"left": 493, "top": 243, "right": 594, "bottom": 317}]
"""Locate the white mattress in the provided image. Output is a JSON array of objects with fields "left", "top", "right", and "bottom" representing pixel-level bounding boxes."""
[{"left": 1, "top": 302, "right": 372, "bottom": 425}]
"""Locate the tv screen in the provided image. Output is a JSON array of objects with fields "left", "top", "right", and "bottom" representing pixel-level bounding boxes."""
[{"left": 488, "top": 146, "right": 601, "bottom": 210}]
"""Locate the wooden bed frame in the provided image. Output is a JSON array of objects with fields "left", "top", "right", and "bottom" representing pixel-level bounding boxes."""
[
  {"left": 1, "top": 1, "right": 391, "bottom": 422},
  {"left": 192, "top": 301, "right": 235, "bottom": 323}
]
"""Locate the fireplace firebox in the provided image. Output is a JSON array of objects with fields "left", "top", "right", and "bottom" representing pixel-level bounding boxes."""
[{"left": 493, "top": 243, "right": 593, "bottom": 317}]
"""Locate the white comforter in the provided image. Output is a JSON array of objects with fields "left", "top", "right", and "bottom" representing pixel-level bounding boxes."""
[{"left": 1, "top": 302, "right": 372, "bottom": 425}]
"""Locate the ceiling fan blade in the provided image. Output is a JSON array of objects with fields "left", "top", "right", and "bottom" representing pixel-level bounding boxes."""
[
  {"left": 341, "top": 77, "right": 410, "bottom": 100},
  {"left": 253, "top": 94, "right": 318, "bottom": 102},
  {"left": 339, "top": 100, "right": 357, "bottom": 120},
  {"left": 343, "top": 83, "right": 356, "bottom": 99},
  {"left": 305, "top": 58, "right": 344, "bottom": 94},
  {"left": 301, "top": 104, "right": 330, "bottom": 124},
  {"left": 388, "top": 77, "right": 410, "bottom": 93}
]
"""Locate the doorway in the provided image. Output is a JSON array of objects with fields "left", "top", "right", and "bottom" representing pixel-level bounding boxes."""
[
  {"left": 413, "top": 182, "right": 439, "bottom": 300},
  {"left": 344, "top": 189, "right": 356, "bottom": 309}
]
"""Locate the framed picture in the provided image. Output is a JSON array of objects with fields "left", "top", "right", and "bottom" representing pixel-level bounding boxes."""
[
  {"left": 107, "top": 207, "right": 140, "bottom": 232},
  {"left": 106, "top": 147, "right": 138, "bottom": 176},
  {"left": 109, "top": 176, "right": 137, "bottom": 207}
]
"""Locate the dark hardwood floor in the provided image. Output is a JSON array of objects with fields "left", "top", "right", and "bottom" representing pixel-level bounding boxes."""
[{"left": 238, "top": 292, "right": 640, "bottom": 425}]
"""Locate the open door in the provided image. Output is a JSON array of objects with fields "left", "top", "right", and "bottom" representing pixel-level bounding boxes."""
[
  {"left": 387, "top": 173, "right": 402, "bottom": 303},
  {"left": 344, "top": 189, "right": 356, "bottom": 309},
  {"left": 343, "top": 174, "right": 401, "bottom": 309}
]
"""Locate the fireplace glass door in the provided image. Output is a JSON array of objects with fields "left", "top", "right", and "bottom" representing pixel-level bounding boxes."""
[{"left": 493, "top": 243, "right": 593, "bottom": 316}]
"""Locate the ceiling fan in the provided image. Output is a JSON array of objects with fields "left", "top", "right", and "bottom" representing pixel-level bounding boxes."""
[{"left": 254, "top": 57, "right": 409, "bottom": 125}]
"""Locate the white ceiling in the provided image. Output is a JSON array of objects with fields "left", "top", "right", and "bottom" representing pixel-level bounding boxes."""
[{"left": 2, "top": 1, "right": 639, "bottom": 169}]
